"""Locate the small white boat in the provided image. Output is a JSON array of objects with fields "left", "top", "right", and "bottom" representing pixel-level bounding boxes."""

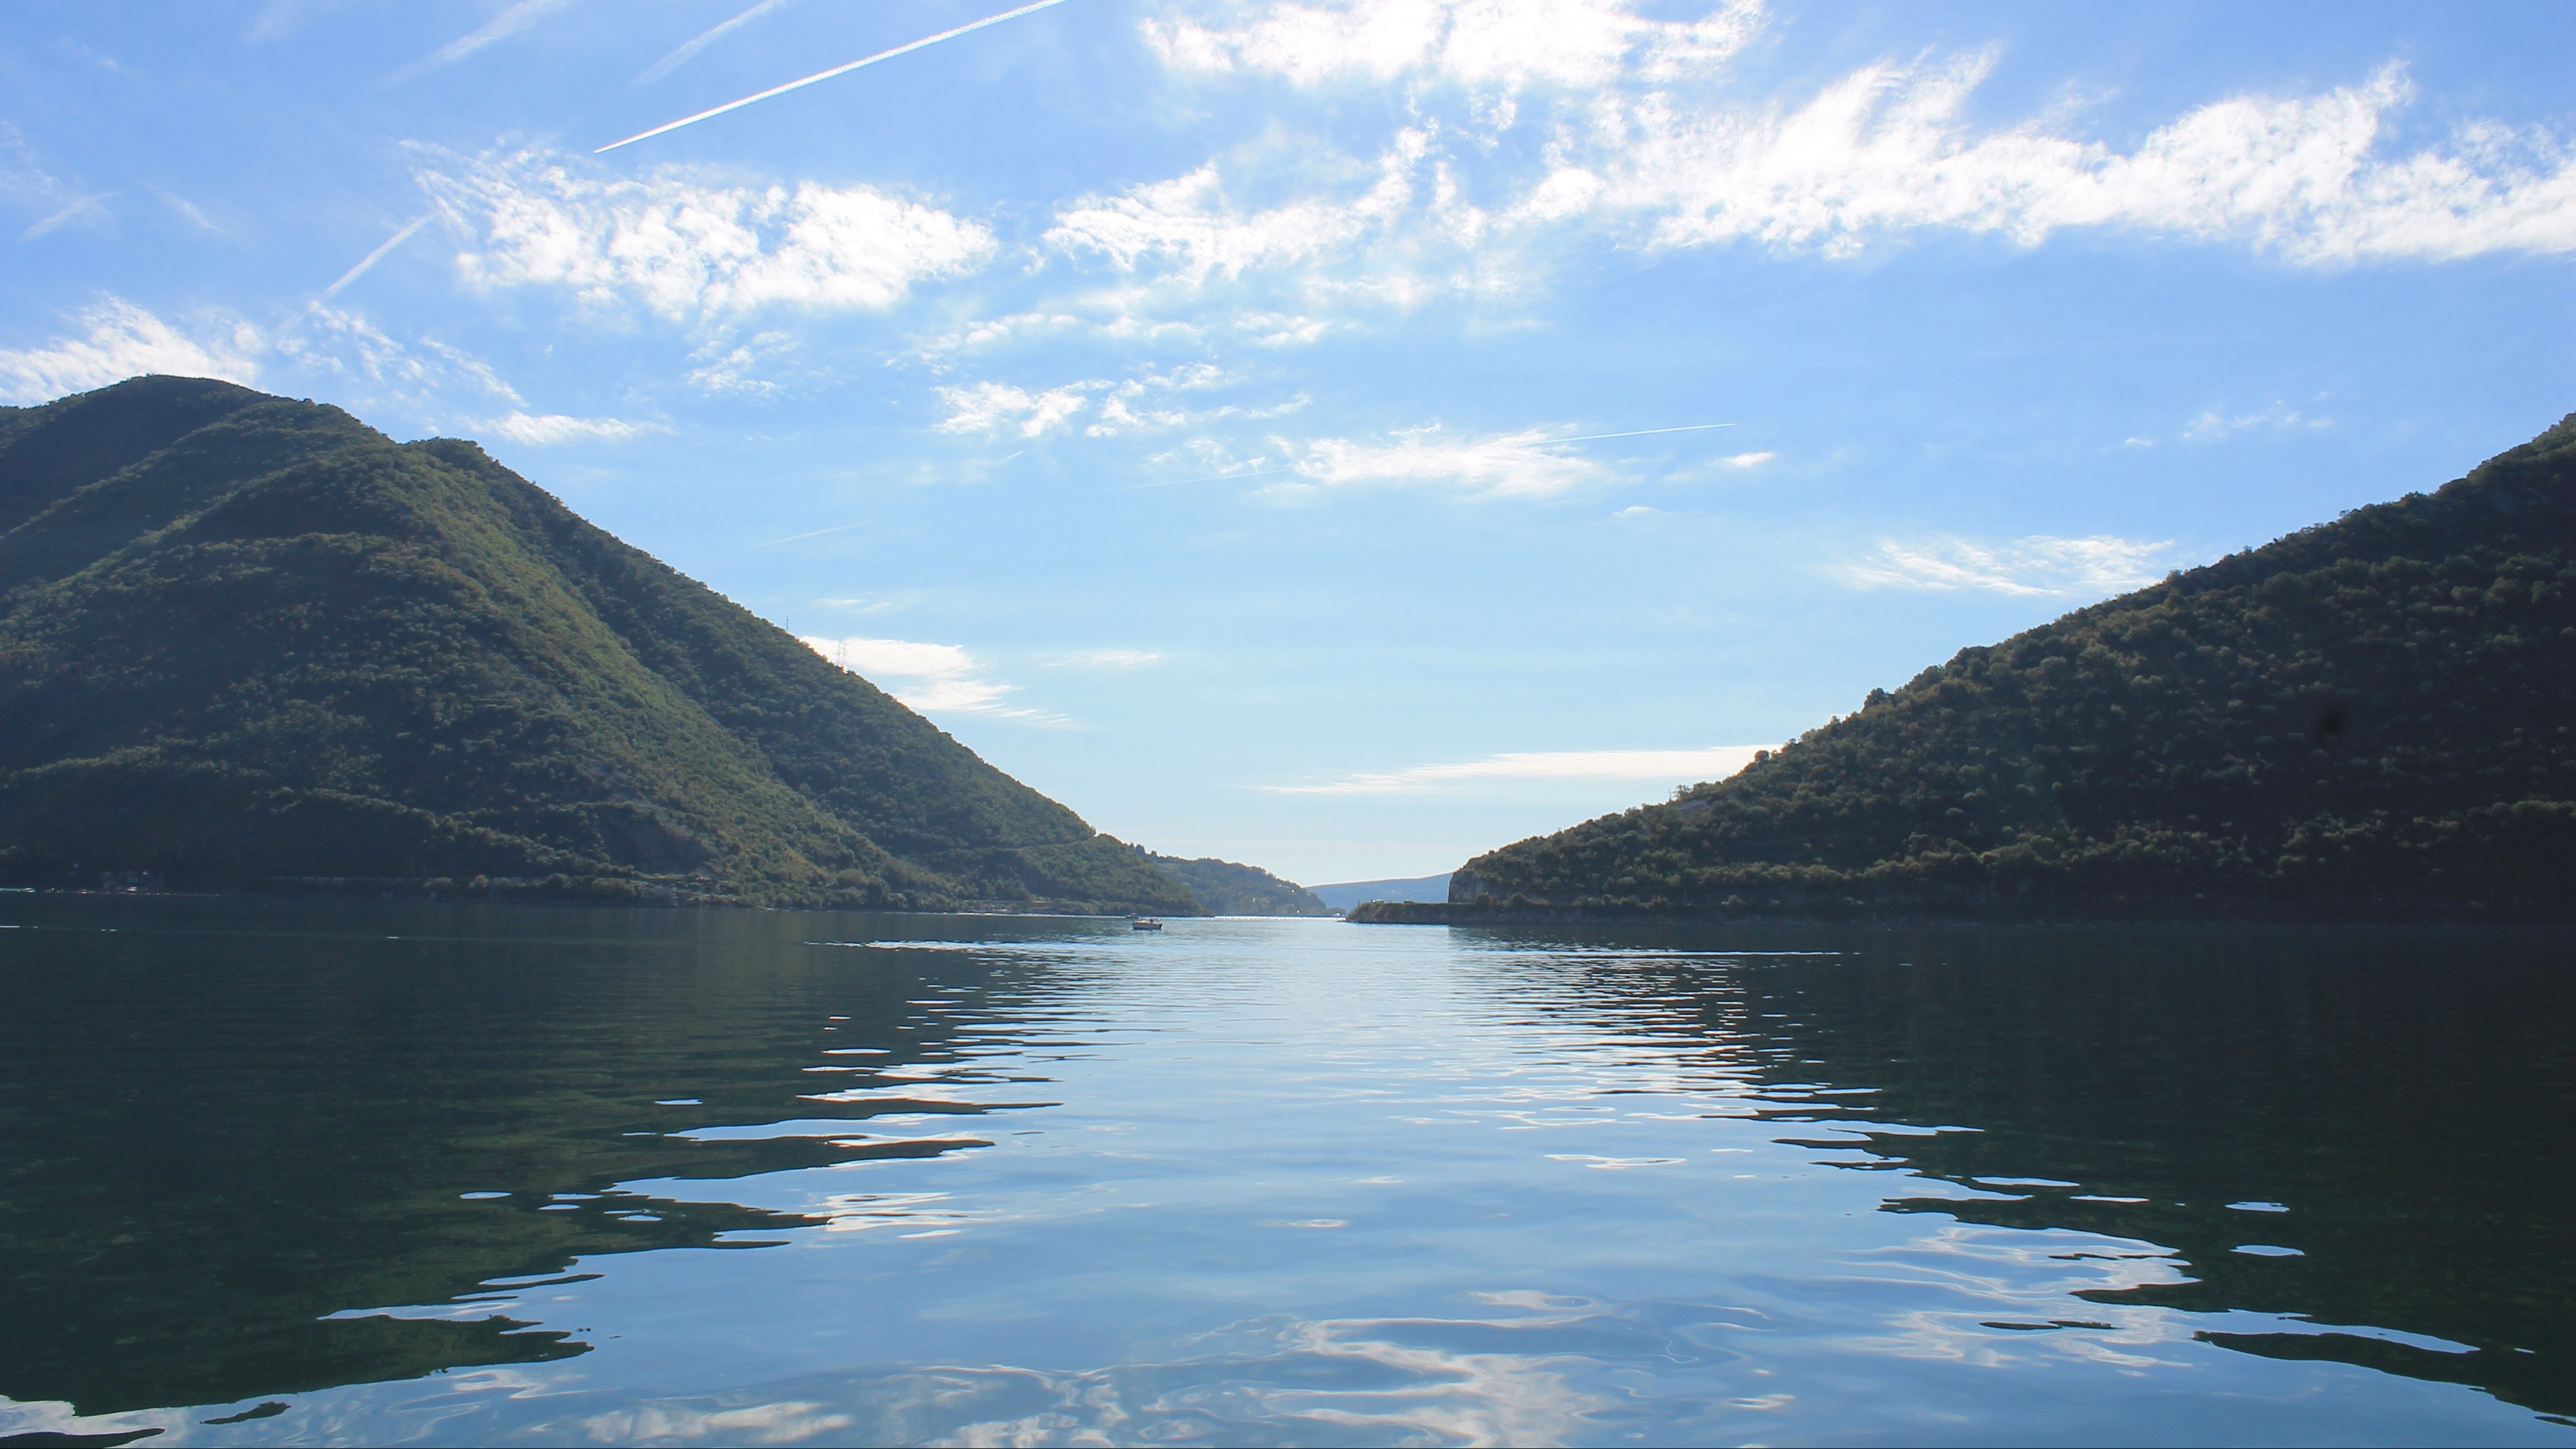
[{"left": 1130, "top": 916, "right": 1164, "bottom": 931}]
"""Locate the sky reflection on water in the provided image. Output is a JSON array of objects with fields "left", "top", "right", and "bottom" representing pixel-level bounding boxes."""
[{"left": 0, "top": 899, "right": 2569, "bottom": 1446}]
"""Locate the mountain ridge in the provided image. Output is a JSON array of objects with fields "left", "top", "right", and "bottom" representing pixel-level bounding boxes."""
[
  {"left": 1368, "top": 413, "right": 2576, "bottom": 924},
  {"left": 0, "top": 376, "right": 1196, "bottom": 914},
  {"left": 1141, "top": 849, "right": 1333, "bottom": 916}
]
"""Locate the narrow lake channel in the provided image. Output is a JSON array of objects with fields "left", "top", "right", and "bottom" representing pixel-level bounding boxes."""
[{"left": 2, "top": 898, "right": 2569, "bottom": 1446}]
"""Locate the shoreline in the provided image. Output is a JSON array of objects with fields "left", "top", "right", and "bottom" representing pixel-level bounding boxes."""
[{"left": 1344, "top": 899, "right": 2574, "bottom": 928}]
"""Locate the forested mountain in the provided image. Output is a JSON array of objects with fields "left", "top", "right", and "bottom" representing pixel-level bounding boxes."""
[
  {"left": 1424, "top": 415, "right": 2576, "bottom": 923},
  {"left": 0, "top": 376, "right": 1196, "bottom": 914},
  {"left": 1142, "top": 849, "right": 1334, "bottom": 915}
]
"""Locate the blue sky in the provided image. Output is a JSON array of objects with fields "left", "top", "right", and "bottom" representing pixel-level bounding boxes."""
[{"left": 4, "top": 1, "right": 2571, "bottom": 885}]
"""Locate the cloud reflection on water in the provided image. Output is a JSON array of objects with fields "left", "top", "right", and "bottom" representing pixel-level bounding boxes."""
[{"left": 5, "top": 908, "right": 2570, "bottom": 1444}]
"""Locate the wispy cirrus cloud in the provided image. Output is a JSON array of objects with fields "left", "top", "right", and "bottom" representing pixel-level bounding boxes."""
[
  {"left": 1045, "top": 129, "right": 1432, "bottom": 288},
  {"left": 1265, "top": 745, "right": 1773, "bottom": 794},
  {"left": 1834, "top": 533, "right": 2181, "bottom": 597},
  {"left": 1588, "top": 58, "right": 2576, "bottom": 264},
  {"left": 273, "top": 305, "right": 525, "bottom": 413},
  {"left": 934, "top": 379, "right": 1099, "bottom": 437},
  {"left": 0, "top": 289, "right": 533, "bottom": 423},
  {"left": 1265, "top": 422, "right": 1605, "bottom": 498},
  {"left": 2181, "top": 402, "right": 2334, "bottom": 441},
  {"left": 154, "top": 189, "right": 226, "bottom": 234},
  {"left": 686, "top": 329, "right": 800, "bottom": 395},
  {"left": 1146, "top": 0, "right": 1762, "bottom": 91},
  {"left": 419, "top": 149, "right": 996, "bottom": 321},
  {"left": 810, "top": 592, "right": 921, "bottom": 615},
  {"left": 1046, "top": 647, "right": 1163, "bottom": 669},
  {"left": 488, "top": 411, "right": 665, "bottom": 445},
  {"left": 1089, "top": 365, "right": 1306, "bottom": 435},
  {"left": 0, "top": 296, "right": 260, "bottom": 404},
  {"left": 802, "top": 634, "right": 1063, "bottom": 722},
  {"left": 934, "top": 366, "right": 1304, "bottom": 439},
  {"left": 1116, "top": 3, "right": 2576, "bottom": 286},
  {"left": 914, "top": 311, "right": 1083, "bottom": 361}
]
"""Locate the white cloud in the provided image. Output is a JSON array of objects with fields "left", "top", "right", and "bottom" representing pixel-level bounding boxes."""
[
  {"left": 917, "top": 311, "right": 1083, "bottom": 360},
  {"left": 1085, "top": 364, "right": 1307, "bottom": 435},
  {"left": 0, "top": 124, "right": 64, "bottom": 211},
  {"left": 273, "top": 306, "right": 525, "bottom": 410},
  {"left": 1835, "top": 533, "right": 2179, "bottom": 597},
  {"left": 155, "top": 190, "right": 225, "bottom": 233},
  {"left": 810, "top": 592, "right": 920, "bottom": 615},
  {"left": 1125, "top": 7, "right": 2576, "bottom": 283},
  {"left": 421, "top": 149, "right": 996, "bottom": 319},
  {"left": 488, "top": 411, "right": 664, "bottom": 445},
  {"left": 2182, "top": 402, "right": 2333, "bottom": 441},
  {"left": 1096, "top": 313, "right": 1205, "bottom": 342},
  {"left": 1046, "top": 648, "right": 1163, "bottom": 669},
  {"left": 932, "top": 366, "right": 1303, "bottom": 439},
  {"left": 1595, "top": 58, "right": 2576, "bottom": 263},
  {"left": 686, "top": 329, "right": 798, "bottom": 394},
  {"left": 0, "top": 296, "right": 260, "bottom": 404},
  {"left": 1272, "top": 422, "right": 1605, "bottom": 498},
  {"left": 1236, "top": 311, "right": 1327, "bottom": 345},
  {"left": 802, "top": 634, "right": 1059, "bottom": 721},
  {"left": 934, "top": 379, "right": 1099, "bottom": 437},
  {"left": 915, "top": 305, "right": 1326, "bottom": 371},
  {"left": 1145, "top": 0, "right": 1762, "bottom": 92},
  {"left": 1046, "top": 130, "right": 1428, "bottom": 286},
  {"left": 1265, "top": 744, "right": 1773, "bottom": 794},
  {"left": 1717, "top": 450, "right": 1773, "bottom": 468}
]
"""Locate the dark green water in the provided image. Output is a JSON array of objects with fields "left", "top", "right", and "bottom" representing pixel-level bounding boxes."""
[{"left": 0, "top": 896, "right": 2569, "bottom": 1446}]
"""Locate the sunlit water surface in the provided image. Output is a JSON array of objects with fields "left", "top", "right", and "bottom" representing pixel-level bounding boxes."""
[{"left": 1, "top": 898, "right": 2570, "bottom": 1446}]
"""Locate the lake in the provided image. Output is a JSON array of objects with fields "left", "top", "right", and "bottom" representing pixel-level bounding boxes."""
[{"left": 1, "top": 896, "right": 2570, "bottom": 1447}]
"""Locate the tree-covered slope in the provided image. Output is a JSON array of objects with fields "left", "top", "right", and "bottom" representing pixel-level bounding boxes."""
[
  {"left": 0, "top": 376, "right": 1194, "bottom": 914},
  {"left": 1449, "top": 415, "right": 2576, "bottom": 922},
  {"left": 1142, "top": 849, "right": 1334, "bottom": 915}
]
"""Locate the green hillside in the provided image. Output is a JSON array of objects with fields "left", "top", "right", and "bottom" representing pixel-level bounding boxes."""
[
  {"left": 1436, "top": 415, "right": 2576, "bottom": 923},
  {"left": 1142, "top": 849, "right": 1334, "bottom": 916},
  {"left": 0, "top": 376, "right": 1196, "bottom": 914}
]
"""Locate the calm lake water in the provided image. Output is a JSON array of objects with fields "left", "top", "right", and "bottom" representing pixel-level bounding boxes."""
[{"left": 1, "top": 898, "right": 2571, "bottom": 1447}]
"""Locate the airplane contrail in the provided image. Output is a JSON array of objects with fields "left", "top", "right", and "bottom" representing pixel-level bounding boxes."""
[
  {"left": 637, "top": 0, "right": 792, "bottom": 87},
  {"left": 598, "top": 0, "right": 1073, "bottom": 154},
  {"left": 19, "top": 193, "right": 116, "bottom": 241},
  {"left": 751, "top": 521, "right": 869, "bottom": 547},
  {"left": 1540, "top": 423, "right": 1735, "bottom": 445},
  {"left": 321, "top": 215, "right": 431, "bottom": 299}
]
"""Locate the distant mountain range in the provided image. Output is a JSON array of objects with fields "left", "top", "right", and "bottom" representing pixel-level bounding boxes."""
[
  {"left": 0, "top": 376, "right": 1197, "bottom": 915},
  {"left": 1360, "top": 414, "right": 2576, "bottom": 924},
  {"left": 1307, "top": 873, "right": 1452, "bottom": 912},
  {"left": 1141, "top": 850, "right": 1334, "bottom": 916}
]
